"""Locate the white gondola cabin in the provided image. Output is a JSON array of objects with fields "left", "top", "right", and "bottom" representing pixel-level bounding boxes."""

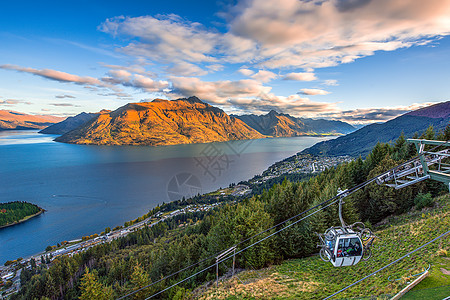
[
  {"left": 323, "top": 228, "right": 363, "bottom": 267},
  {"left": 317, "top": 190, "right": 375, "bottom": 267}
]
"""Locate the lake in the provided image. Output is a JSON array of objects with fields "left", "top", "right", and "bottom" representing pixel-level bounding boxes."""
[{"left": 0, "top": 130, "right": 333, "bottom": 263}]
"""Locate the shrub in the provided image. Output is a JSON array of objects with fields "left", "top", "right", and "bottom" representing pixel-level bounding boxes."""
[{"left": 414, "top": 193, "right": 433, "bottom": 210}]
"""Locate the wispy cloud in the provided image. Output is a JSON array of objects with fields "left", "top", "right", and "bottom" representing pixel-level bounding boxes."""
[
  {"left": 283, "top": 72, "right": 317, "bottom": 81},
  {"left": 0, "top": 64, "right": 108, "bottom": 87},
  {"left": 320, "top": 102, "right": 437, "bottom": 124},
  {"left": 55, "top": 94, "right": 76, "bottom": 99},
  {"left": 0, "top": 64, "right": 168, "bottom": 97},
  {"left": 323, "top": 79, "right": 339, "bottom": 86},
  {"left": 49, "top": 103, "right": 80, "bottom": 107},
  {"left": 299, "top": 88, "right": 330, "bottom": 96},
  {"left": 0, "top": 99, "right": 32, "bottom": 106}
]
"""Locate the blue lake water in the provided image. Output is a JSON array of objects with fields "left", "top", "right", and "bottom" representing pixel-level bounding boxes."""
[{"left": 0, "top": 130, "right": 333, "bottom": 263}]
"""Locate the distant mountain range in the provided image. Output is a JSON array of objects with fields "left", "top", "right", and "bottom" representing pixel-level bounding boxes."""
[
  {"left": 39, "top": 110, "right": 110, "bottom": 134},
  {"left": 55, "top": 97, "right": 264, "bottom": 146},
  {"left": 0, "top": 110, "right": 64, "bottom": 130},
  {"left": 302, "top": 101, "right": 450, "bottom": 157},
  {"left": 233, "top": 110, "right": 355, "bottom": 136}
]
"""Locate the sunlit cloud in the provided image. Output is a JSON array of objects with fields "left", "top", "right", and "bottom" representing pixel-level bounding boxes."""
[
  {"left": 251, "top": 70, "right": 277, "bottom": 83},
  {"left": 49, "top": 103, "right": 80, "bottom": 107},
  {"left": 299, "top": 88, "right": 330, "bottom": 96},
  {"left": 320, "top": 102, "right": 437, "bottom": 124},
  {"left": 165, "top": 62, "right": 208, "bottom": 76},
  {"left": 99, "top": 0, "right": 450, "bottom": 72},
  {"left": 0, "top": 64, "right": 106, "bottom": 87},
  {"left": 238, "top": 68, "right": 254, "bottom": 76},
  {"left": 0, "top": 99, "right": 32, "bottom": 106},
  {"left": 283, "top": 72, "right": 317, "bottom": 81}
]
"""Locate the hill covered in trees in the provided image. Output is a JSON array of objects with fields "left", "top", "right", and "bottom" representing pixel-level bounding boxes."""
[
  {"left": 11, "top": 125, "right": 450, "bottom": 300},
  {"left": 0, "top": 201, "right": 44, "bottom": 228}
]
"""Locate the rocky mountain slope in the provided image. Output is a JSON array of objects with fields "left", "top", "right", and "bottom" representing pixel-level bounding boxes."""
[
  {"left": 55, "top": 97, "right": 265, "bottom": 146},
  {"left": 233, "top": 110, "right": 355, "bottom": 137},
  {"left": 39, "top": 111, "right": 109, "bottom": 134},
  {"left": 0, "top": 110, "right": 64, "bottom": 130}
]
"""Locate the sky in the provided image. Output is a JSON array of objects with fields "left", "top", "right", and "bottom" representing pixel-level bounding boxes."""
[{"left": 0, "top": 0, "right": 449, "bottom": 124}]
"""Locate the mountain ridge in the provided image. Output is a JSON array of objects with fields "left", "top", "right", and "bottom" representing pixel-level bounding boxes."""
[
  {"left": 39, "top": 112, "right": 106, "bottom": 134},
  {"left": 302, "top": 101, "right": 450, "bottom": 157},
  {"left": 233, "top": 110, "right": 355, "bottom": 137},
  {"left": 55, "top": 96, "right": 265, "bottom": 146},
  {"left": 0, "top": 110, "right": 65, "bottom": 130}
]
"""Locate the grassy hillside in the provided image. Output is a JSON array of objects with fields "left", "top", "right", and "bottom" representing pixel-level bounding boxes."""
[{"left": 199, "top": 195, "right": 450, "bottom": 299}]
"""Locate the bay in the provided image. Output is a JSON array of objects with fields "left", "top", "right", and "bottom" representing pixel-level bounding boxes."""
[{"left": 0, "top": 130, "right": 333, "bottom": 263}]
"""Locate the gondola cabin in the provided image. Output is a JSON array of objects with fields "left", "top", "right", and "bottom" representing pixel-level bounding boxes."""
[{"left": 324, "top": 229, "right": 363, "bottom": 267}]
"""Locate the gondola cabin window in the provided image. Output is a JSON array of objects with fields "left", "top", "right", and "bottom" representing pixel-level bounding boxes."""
[{"left": 337, "top": 237, "right": 362, "bottom": 257}]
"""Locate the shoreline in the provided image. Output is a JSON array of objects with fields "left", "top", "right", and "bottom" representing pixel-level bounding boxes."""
[{"left": 0, "top": 209, "right": 45, "bottom": 229}]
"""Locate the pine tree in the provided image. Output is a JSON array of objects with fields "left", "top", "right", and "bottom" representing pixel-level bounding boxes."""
[
  {"left": 79, "top": 268, "right": 113, "bottom": 300},
  {"left": 130, "top": 263, "right": 150, "bottom": 300}
]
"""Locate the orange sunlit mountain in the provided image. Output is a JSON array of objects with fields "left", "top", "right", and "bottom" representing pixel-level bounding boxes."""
[
  {"left": 0, "top": 110, "right": 65, "bottom": 130},
  {"left": 55, "top": 96, "right": 265, "bottom": 146}
]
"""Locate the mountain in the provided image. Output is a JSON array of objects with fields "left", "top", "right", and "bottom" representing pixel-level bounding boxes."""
[
  {"left": 55, "top": 96, "right": 265, "bottom": 146},
  {"left": 302, "top": 101, "right": 450, "bottom": 157},
  {"left": 233, "top": 110, "right": 355, "bottom": 137},
  {"left": 0, "top": 110, "right": 64, "bottom": 130},
  {"left": 39, "top": 111, "right": 109, "bottom": 134}
]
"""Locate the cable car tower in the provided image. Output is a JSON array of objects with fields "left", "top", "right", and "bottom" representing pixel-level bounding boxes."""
[{"left": 317, "top": 139, "right": 450, "bottom": 267}]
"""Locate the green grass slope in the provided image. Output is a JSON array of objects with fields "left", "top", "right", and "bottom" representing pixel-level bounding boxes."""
[{"left": 199, "top": 195, "right": 450, "bottom": 299}]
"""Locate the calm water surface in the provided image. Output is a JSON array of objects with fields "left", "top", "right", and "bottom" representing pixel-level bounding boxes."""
[{"left": 0, "top": 130, "right": 333, "bottom": 263}]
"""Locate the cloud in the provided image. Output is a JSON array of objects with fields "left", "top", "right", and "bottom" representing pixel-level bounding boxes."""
[
  {"left": 229, "top": 0, "right": 450, "bottom": 69},
  {"left": 1, "top": 63, "right": 170, "bottom": 97},
  {"left": 49, "top": 103, "right": 80, "bottom": 107},
  {"left": 238, "top": 68, "right": 254, "bottom": 76},
  {"left": 97, "top": 92, "right": 134, "bottom": 99},
  {"left": 206, "top": 64, "right": 225, "bottom": 72},
  {"left": 251, "top": 70, "right": 277, "bottom": 82},
  {"left": 100, "top": 63, "right": 156, "bottom": 78},
  {"left": 0, "top": 99, "right": 32, "bottom": 106},
  {"left": 99, "top": 1, "right": 450, "bottom": 72},
  {"left": 0, "top": 64, "right": 106, "bottom": 87},
  {"left": 283, "top": 72, "right": 317, "bottom": 81},
  {"left": 99, "top": 15, "right": 220, "bottom": 64},
  {"left": 165, "top": 62, "right": 208, "bottom": 76},
  {"left": 299, "top": 88, "right": 330, "bottom": 96},
  {"left": 320, "top": 102, "right": 437, "bottom": 124},
  {"left": 167, "top": 76, "right": 339, "bottom": 117},
  {"left": 323, "top": 79, "right": 339, "bottom": 86},
  {"left": 228, "top": 94, "right": 339, "bottom": 117},
  {"left": 55, "top": 94, "right": 76, "bottom": 99},
  {"left": 169, "top": 76, "right": 271, "bottom": 104}
]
